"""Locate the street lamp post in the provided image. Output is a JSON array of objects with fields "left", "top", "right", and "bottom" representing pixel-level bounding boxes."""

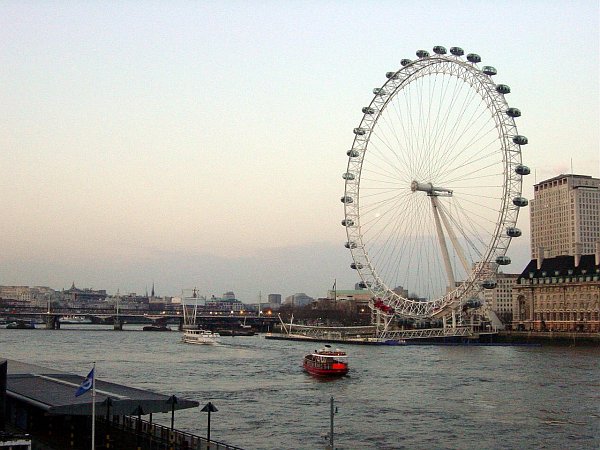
[
  {"left": 201, "top": 402, "right": 218, "bottom": 447},
  {"left": 167, "top": 395, "right": 178, "bottom": 450},
  {"left": 167, "top": 395, "right": 178, "bottom": 430},
  {"left": 326, "top": 396, "right": 337, "bottom": 450}
]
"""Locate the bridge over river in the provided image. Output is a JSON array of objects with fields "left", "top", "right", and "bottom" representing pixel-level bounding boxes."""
[
  {"left": 2, "top": 307, "right": 496, "bottom": 341},
  {"left": 0, "top": 306, "right": 279, "bottom": 331}
]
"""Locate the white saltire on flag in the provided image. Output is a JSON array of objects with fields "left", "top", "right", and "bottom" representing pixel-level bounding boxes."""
[{"left": 75, "top": 367, "right": 95, "bottom": 397}]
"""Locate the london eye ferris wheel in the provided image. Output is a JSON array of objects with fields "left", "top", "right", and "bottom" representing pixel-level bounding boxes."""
[{"left": 341, "top": 46, "right": 530, "bottom": 324}]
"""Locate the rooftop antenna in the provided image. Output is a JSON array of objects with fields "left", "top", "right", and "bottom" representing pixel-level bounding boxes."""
[{"left": 570, "top": 157, "right": 573, "bottom": 175}]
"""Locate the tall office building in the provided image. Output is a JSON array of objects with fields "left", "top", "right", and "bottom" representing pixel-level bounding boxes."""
[{"left": 530, "top": 174, "right": 600, "bottom": 258}]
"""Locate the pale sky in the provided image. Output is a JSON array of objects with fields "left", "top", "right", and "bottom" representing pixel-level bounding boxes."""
[{"left": 1, "top": 1, "right": 598, "bottom": 303}]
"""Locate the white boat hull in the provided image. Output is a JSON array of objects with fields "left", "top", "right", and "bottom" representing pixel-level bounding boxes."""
[{"left": 182, "top": 330, "right": 219, "bottom": 345}]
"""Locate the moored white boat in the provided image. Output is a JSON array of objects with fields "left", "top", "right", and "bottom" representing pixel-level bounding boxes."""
[
  {"left": 182, "top": 329, "right": 219, "bottom": 345},
  {"left": 180, "top": 288, "right": 219, "bottom": 344},
  {"left": 59, "top": 315, "right": 92, "bottom": 324}
]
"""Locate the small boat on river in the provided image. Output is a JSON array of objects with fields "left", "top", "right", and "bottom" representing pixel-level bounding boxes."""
[
  {"left": 303, "top": 345, "right": 349, "bottom": 377},
  {"left": 182, "top": 329, "right": 219, "bottom": 345},
  {"left": 180, "top": 288, "right": 219, "bottom": 344},
  {"left": 143, "top": 324, "right": 171, "bottom": 332},
  {"left": 59, "top": 315, "right": 92, "bottom": 324},
  {"left": 6, "top": 320, "right": 35, "bottom": 330},
  {"left": 216, "top": 328, "right": 255, "bottom": 337}
]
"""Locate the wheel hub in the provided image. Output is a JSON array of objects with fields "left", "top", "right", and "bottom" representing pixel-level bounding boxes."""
[{"left": 410, "top": 180, "right": 453, "bottom": 197}]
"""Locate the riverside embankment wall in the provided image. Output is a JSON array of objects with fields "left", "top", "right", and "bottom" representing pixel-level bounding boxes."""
[{"left": 493, "top": 331, "right": 600, "bottom": 346}]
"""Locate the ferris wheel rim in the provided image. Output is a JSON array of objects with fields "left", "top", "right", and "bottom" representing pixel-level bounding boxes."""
[{"left": 342, "top": 48, "right": 526, "bottom": 319}]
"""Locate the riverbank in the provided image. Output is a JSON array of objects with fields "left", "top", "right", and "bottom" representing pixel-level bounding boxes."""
[
  {"left": 492, "top": 330, "right": 600, "bottom": 346},
  {"left": 266, "top": 331, "right": 600, "bottom": 347}
]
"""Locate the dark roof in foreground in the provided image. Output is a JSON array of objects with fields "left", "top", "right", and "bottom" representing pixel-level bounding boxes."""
[{"left": 3, "top": 359, "right": 199, "bottom": 416}]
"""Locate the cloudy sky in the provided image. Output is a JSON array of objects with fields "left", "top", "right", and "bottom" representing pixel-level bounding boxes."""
[{"left": 1, "top": 1, "right": 598, "bottom": 303}]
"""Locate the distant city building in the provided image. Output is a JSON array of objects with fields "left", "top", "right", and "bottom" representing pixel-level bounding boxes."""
[
  {"left": 512, "top": 245, "right": 600, "bottom": 332},
  {"left": 112, "top": 292, "right": 150, "bottom": 310},
  {"left": 206, "top": 294, "right": 244, "bottom": 312},
  {"left": 530, "top": 174, "right": 600, "bottom": 259},
  {"left": 327, "top": 289, "right": 372, "bottom": 302},
  {"left": 283, "top": 293, "right": 314, "bottom": 307},
  {"left": 0, "top": 285, "right": 61, "bottom": 308},
  {"left": 62, "top": 283, "right": 107, "bottom": 306},
  {"left": 392, "top": 286, "right": 409, "bottom": 299},
  {"left": 146, "top": 284, "right": 172, "bottom": 307},
  {"left": 268, "top": 294, "right": 281, "bottom": 305},
  {"left": 482, "top": 272, "right": 519, "bottom": 323},
  {"left": 324, "top": 288, "right": 371, "bottom": 320}
]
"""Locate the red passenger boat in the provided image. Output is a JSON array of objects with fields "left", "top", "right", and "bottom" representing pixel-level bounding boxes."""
[{"left": 303, "top": 345, "right": 349, "bottom": 377}]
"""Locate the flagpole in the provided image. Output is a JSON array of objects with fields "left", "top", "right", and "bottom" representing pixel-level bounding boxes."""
[{"left": 91, "top": 361, "right": 96, "bottom": 450}]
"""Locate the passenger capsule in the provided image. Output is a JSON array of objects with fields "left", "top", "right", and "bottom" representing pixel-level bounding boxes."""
[
  {"left": 373, "top": 87, "right": 387, "bottom": 96},
  {"left": 353, "top": 128, "right": 366, "bottom": 136},
  {"left": 464, "top": 299, "right": 482, "bottom": 309},
  {"left": 481, "top": 280, "right": 497, "bottom": 289},
  {"left": 350, "top": 262, "right": 363, "bottom": 270},
  {"left": 467, "top": 53, "right": 481, "bottom": 63},
  {"left": 400, "top": 59, "right": 412, "bottom": 66},
  {"left": 513, "top": 135, "right": 528, "bottom": 145},
  {"left": 345, "top": 241, "right": 357, "bottom": 249},
  {"left": 342, "top": 172, "right": 355, "bottom": 180},
  {"left": 450, "top": 47, "right": 464, "bottom": 56},
  {"left": 482, "top": 66, "right": 497, "bottom": 76},
  {"left": 513, "top": 196, "right": 529, "bottom": 207},
  {"left": 506, "top": 107, "right": 521, "bottom": 118},
  {"left": 515, "top": 164, "right": 531, "bottom": 176},
  {"left": 357, "top": 281, "right": 371, "bottom": 289},
  {"left": 496, "top": 84, "right": 511, "bottom": 94},
  {"left": 341, "top": 196, "right": 353, "bottom": 204},
  {"left": 341, "top": 219, "right": 354, "bottom": 227},
  {"left": 362, "top": 106, "right": 375, "bottom": 114},
  {"left": 496, "top": 255, "right": 511, "bottom": 265},
  {"left": 347, "top": 149, "right": 359, "bottom": 157},
  {"left": 506, "top": 227, "right": 522, "bottom": 237},
  {"left": 416, "top": 49, "right": 429, "bottom": 58},
  {"left": 433, "top": 46, "right": 447, "bottom": 55},
  {"left": 385, "top": 71, "right": 399, "bottom": 79}
]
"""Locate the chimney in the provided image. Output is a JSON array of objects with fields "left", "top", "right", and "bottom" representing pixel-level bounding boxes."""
[
  {"left": 536, "top": 247, "right": 544, "bottom": 270},
  {"left": 596, "top": 241, "right": 600, "bottom": 267},
  {"left": 574, "top": 242, "right": 582, "bottom": 268}
]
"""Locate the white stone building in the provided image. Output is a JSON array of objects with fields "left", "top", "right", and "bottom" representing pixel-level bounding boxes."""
[{"left": 530, "top": 174, "right": 600, "bottom": 258}]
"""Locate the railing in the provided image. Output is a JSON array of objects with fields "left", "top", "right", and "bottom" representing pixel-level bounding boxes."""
[
  {"left": 378, "top": 326, "right": 475, "bottom": 340},
  {"left": 109, "top": 416, "right": 245, "bottom": 450},
  {"left": 283, "top": 324, "right": 377, "bottom": 339},
  {"left": 278, "top": 323, "right": 477, "bottom": 341},
  {"left": 1, "top": 306, "right": 279, "bottom": 322}
]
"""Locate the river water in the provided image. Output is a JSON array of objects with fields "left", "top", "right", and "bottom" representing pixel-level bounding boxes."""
[{"left": 1, "top": 326, "right": 598, "bottom": 450}]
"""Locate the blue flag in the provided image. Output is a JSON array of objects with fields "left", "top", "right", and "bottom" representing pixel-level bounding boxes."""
[{"left": 75, "top": 367, "right": 95, "bottom": 397}]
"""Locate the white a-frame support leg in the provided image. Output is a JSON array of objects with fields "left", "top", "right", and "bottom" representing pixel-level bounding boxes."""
[{"left": 431, "top": 196, "right": 455, "bottom": 289}]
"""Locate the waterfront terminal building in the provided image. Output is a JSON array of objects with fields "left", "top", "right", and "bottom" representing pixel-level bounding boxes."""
[
  {"left": 512, "top": 248, "right": 600, "bottom": 332},
  {"left": 514, "top": 173, "right": 600, "bottom": 332}
]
